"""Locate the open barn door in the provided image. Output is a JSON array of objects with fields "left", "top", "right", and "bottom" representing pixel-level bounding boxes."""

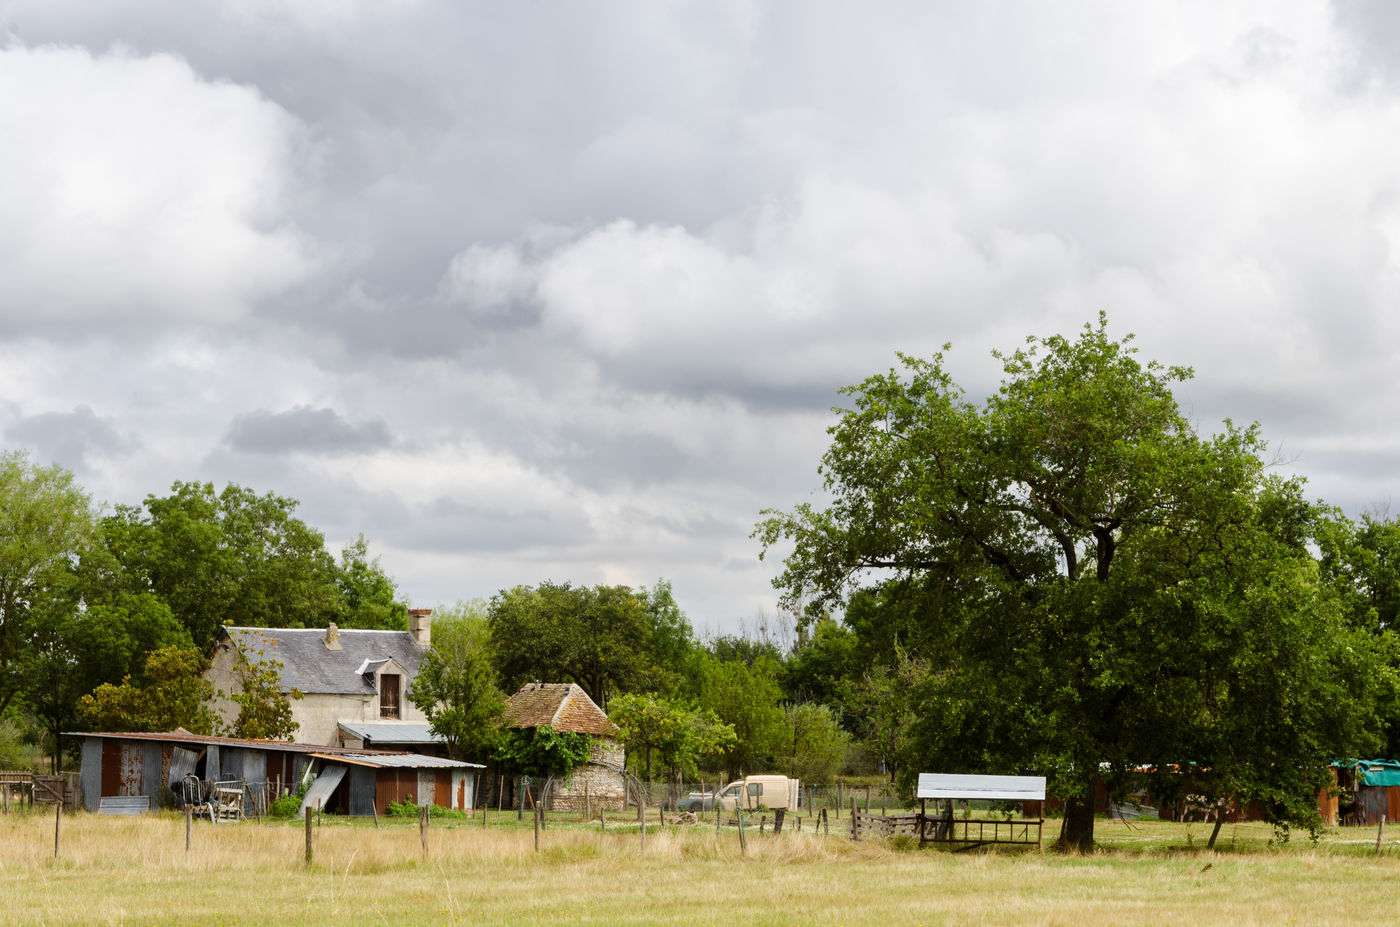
[{"left": 298, "top": 765, "right": 347, "bottom": 815}]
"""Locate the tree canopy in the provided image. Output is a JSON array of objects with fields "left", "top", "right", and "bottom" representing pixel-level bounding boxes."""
[
  {"left": 408, "top": 600, "right": 505, "bottom": 761},
  {"left": 757, "top": 316, "right": 1389, "bottom": 848}
]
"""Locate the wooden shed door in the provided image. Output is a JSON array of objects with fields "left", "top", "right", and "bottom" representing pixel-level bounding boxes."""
[{"left": 118, "top": 743, "right": 142, "bottom": 796}]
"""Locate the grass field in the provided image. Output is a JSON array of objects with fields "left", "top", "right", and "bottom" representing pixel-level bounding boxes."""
[{"left": 2, "top": 808, "right": 1399, "bottom": 926}]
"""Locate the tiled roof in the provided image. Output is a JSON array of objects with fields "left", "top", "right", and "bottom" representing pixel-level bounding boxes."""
[
  {"left": 219, "top": 626, "right": 425, "bottom": 696},
  {"left": 502, "top": 683, "right": 619, "bottom": 737}
]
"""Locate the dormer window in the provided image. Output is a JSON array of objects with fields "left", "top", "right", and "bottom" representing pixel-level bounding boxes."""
[{"left": 380, "top": 673, "right": 401, "bottom": 719}]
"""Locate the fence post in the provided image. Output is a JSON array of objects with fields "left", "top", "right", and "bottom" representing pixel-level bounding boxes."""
[
  {"left": 738, "top": 808, "right": 748, "bottom": 856},
  {"left": 775, "top": 808, "right": 785, "bottom": 835},
  {"left": 850, "top": 797, "right": 857, "bottom": 839},
  {"left": 304, "top": 807, "right": 313, "bottom": 865},
  {"left": 534, "top": 801, "right": 541, "bottom": 852},
  {"left": 1378, "top": 815, "right": 1387, "bottom": 854},
  {"left": 186, "top": 804, "right": 193, "bottom": 855},
  {"left": 419, "top": 805, "right": 430, "bottom": 857},
  {"left": 53, "top": 802, "right": 61, "bottom": 858},
  {"left": 639, "top": 793, "right": 647, "bottom": 851}
]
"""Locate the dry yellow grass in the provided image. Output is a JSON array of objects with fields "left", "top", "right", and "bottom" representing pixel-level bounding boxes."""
[{"left": 2, "top": 811, "right": 1399, "bottom": 926}]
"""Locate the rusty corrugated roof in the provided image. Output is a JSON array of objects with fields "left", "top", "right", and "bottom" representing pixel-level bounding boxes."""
[
  {"left": 502, "top": 683, "right": 618, "bottom": 737},
  {"left": 64, "top": 729, "right": 402, "bottom": 756}
]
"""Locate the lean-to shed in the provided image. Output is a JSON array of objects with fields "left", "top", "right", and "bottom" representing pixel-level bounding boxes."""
[{"left": 71, "top": 729, "right": 481, "bottom": 816}]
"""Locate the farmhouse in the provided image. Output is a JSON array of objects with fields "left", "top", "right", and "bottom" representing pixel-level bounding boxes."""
[
  {"left": 72, "top": 729, "right": 482, "bottom": 816},
  {"left": 205, "top": 609, "right": 438, "bottom": 748},
  {"left": 502, "top": 682, "right": 627, "bottom": 812}
]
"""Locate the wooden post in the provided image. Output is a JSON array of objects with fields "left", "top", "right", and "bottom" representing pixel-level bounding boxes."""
[
  {"left": 1377, "top": 815, "right": 1387, "bottom": 854},
  {"left": 482, "top": 799, "right": 487, "bottom": 829},
  {"left": 760, "top": 815, "right": 766, "bottom": 835},
  {"left": 534, "top": 801, "right": 541, "bottom": 852},
  {"left": 53, "top": 802, "right": 61, "bottom": 858},
  {"left": 372, "top": 799, "right": 380, "bottom": 830},
  {"left": 600, "top": 809, "right": 606, "bottom": 832},
  {"left": 186, "top": 804, "right": 193, "bottom": 855},
  {"left": 850, "top": 797, "right": 857, "bottom": 839},
  {"left": 774, "top": 808, "right": 785, "bottom": 835},
  {"left": 639, "top": 794, "right": 647, "bottom": 851},
  {"left": 517, "top": 777, "right": 525, "bottom": 821},
  {"left": 882, "top": 789, "right": 886, "bottom": 817},
  {"left": 865, "top": 786, "right": 871, "bottom": 813},
  {"left": 497, "top": 775, "right": 503, "bottom": 813},
  {"left": 304, "top": 807, "right": 313, "bottom": 865},
  {"left": 3, "top": 785, "right": 8, "bottom": 814},
  {"left": 737, "top": 808, "right": 748, "bottom": 856},
  {"left": 715, "top": 804, "right": 721, "bottom": 834},
  {"left": 419, "top": 805, "right": 429, "bottom": 857},
  {"left": 657, "top": 805, "right": 664, "bottom": 831}
]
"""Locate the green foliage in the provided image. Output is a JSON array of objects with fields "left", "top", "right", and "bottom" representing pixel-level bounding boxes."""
[
  {"left": 0, "top": 714, "right": 30, "bottom": 769},
  {"left": 0, "top": 451, "right": 95, "bottom": 718},
  {"left": 692, "top": 649, "right": 786, "bottom": 779},
  {"left": 488, "top": 582, "right": 658, "bottom": 706},
  {"left": 269, "top": 780, "right": 309, "bottom": 818},
  {"left": 757, "top": 316, "right": 1389, "bottom": 848},
  {"left": 776, "top": 702, "right": 849, "bottom": 786},
  {"left": 385, "top": 797, "right": 468, "bottom": 819},
  {"left": 337, "top": 534, "right": 409, "bottom": 631},
  {"left": 608, "top": 692, "right": 735, "bottom": 786},
  {"left": 99, "top": 482, "right": 390, "bottom": 651},
  {"left": 409, "top": 601, "right": 506, "bottom": 761},
  {"left": 495, "top": 724, "right": 593, "bottom": 779},
  {"left": 226, "top": 634, "right": 302, "bottom": 740},
  {"left": 77, "top": 647, "right": 218, "bottom": 734}
]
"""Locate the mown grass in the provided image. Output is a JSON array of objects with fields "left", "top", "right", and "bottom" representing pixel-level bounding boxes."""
[{"left": 2, "top": 809, "right": 1399, "bottom": 926}]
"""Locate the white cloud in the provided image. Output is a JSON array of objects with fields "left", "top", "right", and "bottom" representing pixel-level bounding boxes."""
[{"left": 0, "top": 44, "right": 310, "bottom": 331}]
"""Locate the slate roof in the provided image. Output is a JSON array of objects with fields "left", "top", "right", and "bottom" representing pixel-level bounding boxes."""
[
  {"left": 219, "top": 626, "right": 426, "bottom": 696},
  {"left": 502, "top": 682, "right": 619, "bottom": 737}
]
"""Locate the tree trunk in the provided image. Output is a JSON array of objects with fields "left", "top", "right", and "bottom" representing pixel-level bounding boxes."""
[{"left": 1062, "top": 781, "right": 1096, "bottom": 851}]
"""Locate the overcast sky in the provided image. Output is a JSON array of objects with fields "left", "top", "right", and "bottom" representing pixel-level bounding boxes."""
[{"left": 3, "top": 1, "right": 1400, "bottom": 633}]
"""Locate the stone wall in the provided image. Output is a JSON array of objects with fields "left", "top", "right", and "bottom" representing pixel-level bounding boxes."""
[{"left": 549, "top": 738, "right": 626, "bottom": 812}]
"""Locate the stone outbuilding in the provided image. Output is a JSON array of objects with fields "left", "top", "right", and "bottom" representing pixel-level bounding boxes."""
[
  {"left": 205, "top": 610, "right": 436, "bottom": 747},
  {"left": 502, "top": 682, "right": 627, "bottom": 812}
]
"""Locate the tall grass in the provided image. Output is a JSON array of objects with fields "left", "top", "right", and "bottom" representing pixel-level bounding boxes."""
[{"left": 3, "top": 811, "right": 1400, "bottom": 925}]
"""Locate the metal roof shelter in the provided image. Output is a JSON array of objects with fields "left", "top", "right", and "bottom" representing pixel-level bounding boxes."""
[
  {"left": 337, "top": 720, "right": 442, "bottom": 750},
  {"left": 914, "top": 773, "right": 1047, "bottom": 849}
]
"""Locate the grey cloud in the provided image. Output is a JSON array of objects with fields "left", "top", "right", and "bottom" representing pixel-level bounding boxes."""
[
  {"left": 225, "top": 407, "right": 393, "bottom": 456},
  {"left": 5, "top": 405, "right": 137, "bottom": 473},
  {"left": 388, "top": 497, "right": 597, "bottom": 556}
]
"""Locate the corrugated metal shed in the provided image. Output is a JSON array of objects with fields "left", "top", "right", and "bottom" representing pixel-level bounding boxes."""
[
  {"left": 310, "top": 752, "right": 482, "bottom": 769},
  {"left": 68, "top": 728, "right": 389, "bottom": 756}
]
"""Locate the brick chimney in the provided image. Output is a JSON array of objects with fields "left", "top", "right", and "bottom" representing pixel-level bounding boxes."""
[{"left": 408, "top": 608, "right": 432, "bottom": 647}]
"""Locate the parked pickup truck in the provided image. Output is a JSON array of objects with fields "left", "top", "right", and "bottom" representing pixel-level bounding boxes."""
[{"left": 680, "top": 775, "right": 801, "bottom": 812}]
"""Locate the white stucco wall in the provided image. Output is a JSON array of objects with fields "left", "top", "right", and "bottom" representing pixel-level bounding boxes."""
[{"left": 203, "top": 640, "right": 428, "bottom": 746}]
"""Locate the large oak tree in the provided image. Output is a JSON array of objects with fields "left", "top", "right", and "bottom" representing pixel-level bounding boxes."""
[{"left": 758, "top": 316, "right": 1389, "bottom": 848}]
